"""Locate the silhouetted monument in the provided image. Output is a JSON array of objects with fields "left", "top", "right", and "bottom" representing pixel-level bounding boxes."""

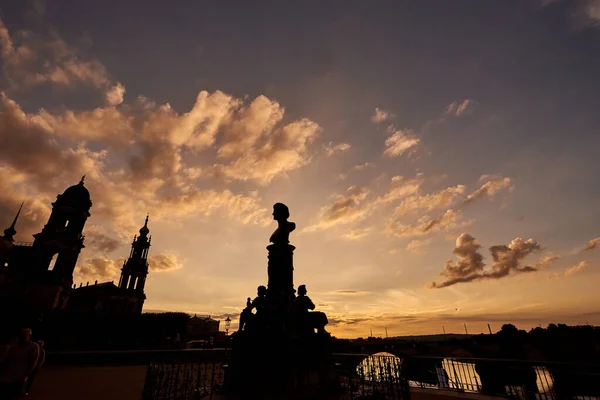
[{"left": 223, "top": 203, "right": 336, "bottom": 399}]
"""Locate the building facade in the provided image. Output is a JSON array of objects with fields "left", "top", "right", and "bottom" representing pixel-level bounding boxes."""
[
  {"left": 0, "top": 178, "right": 151, "bottom": 322},
  {"left": 68, "top": 216, "right": 151, "bottom": 316}
]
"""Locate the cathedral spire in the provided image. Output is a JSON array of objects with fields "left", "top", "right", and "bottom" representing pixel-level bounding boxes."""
[
  {"left": 119, "top": 215, "right": 151, "bottom": 304},
  {"left": 80, "top": 175, "right": 86, "bottom": 185},
  {"left": 3, "top": 201, "right": 23, "bottom": 242},
  {"left": 139, "top": 214, "right": 150, "bottom": 237}
]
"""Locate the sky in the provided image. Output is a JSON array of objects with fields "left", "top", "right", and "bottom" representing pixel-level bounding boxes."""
[{"left": 1, "top": 0, "right": 600, "bottom": 338}]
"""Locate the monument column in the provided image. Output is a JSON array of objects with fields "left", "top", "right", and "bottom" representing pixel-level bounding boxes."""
[{"left": 267, "top": 243, "right": 295, "bottom": 301}]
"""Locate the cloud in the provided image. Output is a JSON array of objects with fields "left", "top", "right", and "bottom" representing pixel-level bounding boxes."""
[
  {"left": 216, "top": 117, "right": 321, "bottom": 185},
  {"left": 534, "top": 255, "right": 560, "bottom": 269},
  {"left": 583, "top": 237, "right": 600, "bottom": 251},
  {"left": 406, "top": 239, "right": 431, "bottom": 254},
  {"left": 430, "top": 234, "right": 485, "bottom": 288},
  {"left": 105, "top": 83, "right": 126, "bottom": 106},
  {"left": 217, "top": 95, "right": 283, "bottom": 159},
  {"left": 393, "top": 185, "right": 466, "bottom": 216},
  {"left": 15, "top": 73, "right": 320, "bottom": 187},
  {"left": 305, "top": 186, "right": 371, "bottom": 231},
  {"left": 565, "top": 260, "right": 589, "bottom": 276},
  {"left": 325, "top": 142, "right": 351, "bottom": 156},
  {"left": 550, "top": 260, "right": 590, "bottom": 279},
  {"left": 445, "top": 100, "right": 475, "bottom": 117},
  {"left": 75, "top": 256, "right": 124, "bottom": 283},
  {"left": 0, "top": 87, "right": 292, "bottom": 251},
  {"left": 430, "top": 234, "right": 543, "bottom": 288},
  {"left": 488, "top": 238, "right": 542, "bottom": 278},
  {"left": 388, "top": 209, "right": 470, "bottom": 238},
  {"left": 148, "top": 253, "right": 183, "bottom": 272},
  {"left": 465, "top": 176, "right": 513, "bottom": 204},
  {"left": 84, "top": 225, "right": 121, "bottom": 253},
  {"left": 74, "top": 252, "right": 182, "bottom": 284},
  {"left": 0, "top": 17, "right": 123, "bottom": 100},
  {"left": 342, "top": 227, "right": 372, "bottom": 240},
  {"left": 370, "top": 107, "right": 394, "bottom": 123},
  {"left": 374, "top": 175, "right": 423, "bottom": 205},
  {"left": 332, "top": 290, "right": 371, "bottom": 295},
  {"left": 353, "top": 162, "right": 374, "bottom": 171},
  {"left": 383, "top": 128, "right": 419, "bottom": 157}
]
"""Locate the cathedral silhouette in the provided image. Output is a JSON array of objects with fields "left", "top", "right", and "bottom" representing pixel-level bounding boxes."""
[{"left": 0, "top": 177, "right": 151, "bottom": 321}]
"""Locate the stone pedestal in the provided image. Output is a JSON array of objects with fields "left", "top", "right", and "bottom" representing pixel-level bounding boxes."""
[
  {"left": 223, "top": 331, "right": 339, "bottom": 400},
  {"left": 266, "top": 244, "right": 295, "bottom": 301}
]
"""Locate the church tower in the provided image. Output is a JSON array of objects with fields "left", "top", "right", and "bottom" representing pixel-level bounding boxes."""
[
  {"left": 2, "top": 201, "right": 23, "bottom": 243},
  {"left": 0, "top": 202, "right": 23, "bottom": 265},
  {"left": 31, "top": 176, "right": 92, "bottom": 283},
  {"left": 119, "top": 215, "right": 150, "bottom": 308}
]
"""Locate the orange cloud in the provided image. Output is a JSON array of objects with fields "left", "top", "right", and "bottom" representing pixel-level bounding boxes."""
[
  {"left": 325, "top": 142, "right": 351, "bottom": 156},
  {"left": 370, "top": 107, "right": 394, "bottom": 123},
  {"left": 305, "top": 186, "right": 371, "bottom": 231},
  {"left": 393, "top": 185, "right": 466, "bottom": 216},
  {"left": 465, "top": 176, "right": 513, "bottom": 204},
  {"left": 148, "top": 253, "right": 183, "bottom": 272},
  {"left": 383, "top": 128, "right": 419, "bottom": 157},
  {"left": 564, "top": 260, "right": 589, "bottom": 276},
  {"left": 583, "top": 237, "right": 600, "bottom": 251}
]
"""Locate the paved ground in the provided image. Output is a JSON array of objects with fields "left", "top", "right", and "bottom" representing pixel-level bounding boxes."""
[
  {"left": 27, "top": 365, "right": 146, "bottom": 400},
  {"left": 26, "top": 366, "right": 499, "bottom": 400}
]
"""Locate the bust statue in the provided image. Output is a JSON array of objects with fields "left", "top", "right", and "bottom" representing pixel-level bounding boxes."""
[{"left": 269, "top": 203, "right": 296, "bottom": 245}]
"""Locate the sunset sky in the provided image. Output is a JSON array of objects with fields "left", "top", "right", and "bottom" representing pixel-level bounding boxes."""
[{"left": 1, "top": 0, "right": 600, "bottom": 338}]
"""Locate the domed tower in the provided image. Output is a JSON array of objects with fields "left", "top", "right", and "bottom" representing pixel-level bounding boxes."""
[
  {"left": 118, "top": 215, "right": 150, "bottom": 311},
  {"left": 31, "top": 176, "right": 92, "bottom": 283}
]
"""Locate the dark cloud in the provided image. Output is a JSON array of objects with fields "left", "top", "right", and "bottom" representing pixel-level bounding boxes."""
[
  {"left": 85, "top": 231, "right": 121, "bottom": 253},
  {"left": 430, "top": 233, "right": 485, "bottom": 288},
  {"left": 430, "top": 234, "right": 542, "bottom": 288},
  {"left": 328, "top": 316, "right": 373, "bottom": 327},
  {"left": 76, "top": 257, "right": 124, "bottom": 283},
  {"left": 0, "top": 17, "right": 122, "bottom": 103}
]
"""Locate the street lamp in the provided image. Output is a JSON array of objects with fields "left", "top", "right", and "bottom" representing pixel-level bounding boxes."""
[
  {"left": 224, "top": 316, "right": 232, "bottom": 361},
  {"left": 225, "top": 316, "right": 231, "bottom": 336}
]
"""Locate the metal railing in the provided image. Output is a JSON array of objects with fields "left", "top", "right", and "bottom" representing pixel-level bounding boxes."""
[
  {"left": 402, "top": 356, "right": 600, "bottom": 400},
  {"left": 142, "top": 360, "right": 225, "bottom": 400},
  {"left": 141, "top": 352, "right": 600, "bottom": 400}
]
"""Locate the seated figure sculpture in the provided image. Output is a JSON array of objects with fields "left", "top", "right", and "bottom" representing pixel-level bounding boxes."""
[
  {"left": 269, "top": 203, "right": 296, "bottom": 245},
  {"left": 241, "top": 286, "right": 267, "bottom": 332},
  {"left": 252, "top": 286, "right": 267, "bottom": 312},
  {"left": 239, "top": 297, "right": 253, "bottom": 331},
  {"left": 292, "top": 284, "right": 329, "bottom": 335}
]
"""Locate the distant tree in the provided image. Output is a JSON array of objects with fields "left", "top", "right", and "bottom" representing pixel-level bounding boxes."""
[{"left": 499, "top": 324, "right": 519, "bottom": 335}]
